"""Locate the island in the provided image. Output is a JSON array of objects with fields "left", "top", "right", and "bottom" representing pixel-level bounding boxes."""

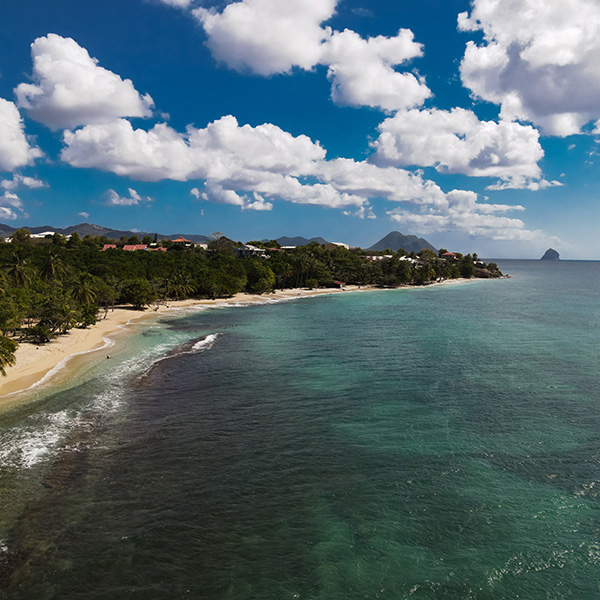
[{"left": 540, "top": 248, "right": 560, "bottom": 260}]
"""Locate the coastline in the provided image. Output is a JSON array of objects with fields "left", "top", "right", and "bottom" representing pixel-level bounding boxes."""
[
  {"left": 0, "top": 286, "right": 360, "bottom": 403},
  {"left": 0, "top": 279, "right": 476, "bottom": 404}
]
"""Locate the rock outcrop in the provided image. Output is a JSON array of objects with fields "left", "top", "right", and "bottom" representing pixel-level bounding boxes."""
[{"left": 540, "top": 248, "right": 560, "bottom": 260}]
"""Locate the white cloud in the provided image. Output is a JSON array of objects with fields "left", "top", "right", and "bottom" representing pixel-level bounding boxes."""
[
  {"left": 0, "top": 191, "right": 26, "bottom": 220},
  {"left": 61, "top": 111, "right": 549, "bottom": 240},
  {"left": 372, "top": 108, "right": 546, "bottom": 187},
  {"left": 62, "top": 115, "right": 325, "bottom": 181},
  {"left": 15, "top": 34, "right": 154, "bottom": 130},
  {"left": 193, "top": 0, "right": 336, "bottom": 75},
  {"left": 1, "top": 174, "right": 46, "bottom": 191},
  {"left": 321, "top": 29, "right": 430, "bottom": 111},
  {"left": 0, "top": 98, "right": 42, "bottom": 171},
  {"left": 459, "top": 0, "right": 600, "bottom": 136},
  {"left": 105, "top": 188, "right": 153, "bottom": 206},
  {"left": 158, "top": 0, "right": 193, "bottom": 7},
  {"left": 193, "top": 0, "right": 430, "bottom": 111},
  {"left": 387, "top": 189, "right": 552, "bottom": 243},
  {"left": 200, "top": 182, "right": 273, "bottom": 211},
  {"left": 78, "top": 211, "right": 90, "bottom": 219}
]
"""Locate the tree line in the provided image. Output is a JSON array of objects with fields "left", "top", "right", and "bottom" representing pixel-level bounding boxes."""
[{"left": 0, "top": 228, "right": 502, "bottom": 374}]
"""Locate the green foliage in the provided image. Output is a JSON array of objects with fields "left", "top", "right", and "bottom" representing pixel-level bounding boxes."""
[
  {"left": 0, "top": 235, "right": 500, "bottom": 351},
  {"left": 0, "top": 335, "right": 18, "bottom": 376},
  {"left": 120, "top": 279, "right": 156, "bottom": 310}
]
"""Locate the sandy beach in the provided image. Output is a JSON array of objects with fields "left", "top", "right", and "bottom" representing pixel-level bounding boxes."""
[
  {"left": 0, "top": 279, "right": 477, "bottom": 404},
  {"left": 0, "top": 286, "right": 361, "bottom": 403}
]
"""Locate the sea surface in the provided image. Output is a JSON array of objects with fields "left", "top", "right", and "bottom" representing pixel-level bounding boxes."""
[{"left": 0, "top": 260, "right": 599, "bottom": 599}]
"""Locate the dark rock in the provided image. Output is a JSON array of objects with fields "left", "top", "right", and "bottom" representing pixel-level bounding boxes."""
[{"left": 540, "top": 248, "right": 560, "bottom": 260}]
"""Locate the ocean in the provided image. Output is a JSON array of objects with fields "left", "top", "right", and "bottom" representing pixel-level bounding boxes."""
[{"left": 0, "top": 260, "right": 599, "bottom": 599}]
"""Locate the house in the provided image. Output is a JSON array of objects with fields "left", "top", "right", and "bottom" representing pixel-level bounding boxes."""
[
  {"left": 101, "top": 244, "right": 117, "bottom": 251},
  {"left": 441, "top": 252, "right": 458, "bottom": 260},
  {"left": 324, "top": 242, "right": 350, "bottom": 251},
  {"left": 123, "top": 244, "right": 148, "bottom": 251},
  {"left": 171, "top": 236, "right": 198, "bottom": 248},
  {"left": 235, "top": 244, "right": 266, "bottom": 258}
]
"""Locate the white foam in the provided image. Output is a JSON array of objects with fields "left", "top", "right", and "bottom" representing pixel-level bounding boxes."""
[
  {"left": 192, "top": 333, "right": 220, "bottom": 352},
  {"left": 0, "top": 409, "right": 86, "bottom": 469}
]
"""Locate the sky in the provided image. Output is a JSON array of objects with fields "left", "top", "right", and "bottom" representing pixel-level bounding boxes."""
[{"left": 1, "top": 0, "right": 600, "bottom": 258}]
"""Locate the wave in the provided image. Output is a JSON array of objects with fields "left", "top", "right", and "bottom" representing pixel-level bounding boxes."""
[{"left": 137, "top": 332, "right": 221, "bottom": 378}]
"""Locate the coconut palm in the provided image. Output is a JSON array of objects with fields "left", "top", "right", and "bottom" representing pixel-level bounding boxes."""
[
  {"left": 40, "top": 251, "right": 67, "bottom": 282},
  {"left": 0, "top": 335, "right": 18, "bottom": 376},
  {"left": 70, "top": 272, "right": 97, "bottom": 306},
  {"left": 3, "top": 252, "right": 31, "bottom": 287}
]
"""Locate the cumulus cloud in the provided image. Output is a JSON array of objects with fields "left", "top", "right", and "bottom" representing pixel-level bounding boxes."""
[
  {"left": 459, "top": 0, "right": 600, "bottom": 136},
  {"left": 200, "top": 181, "right": 273, "bottom": 211},
  {"left": 78, "top": 211, "right": 90, "bottom": 219},
  {"left": 321, "top": 29, "right": 430, "bottom": 111},
  {"left": 372, "top": 108, "right": 547, "bottom": 187},
  {"left": 0, "top": 98, "right": 43, "bottom": 172},
  {"left": 193, "top": 0, "right": 336, "bottom": 75},
  {"left": 387, "top": 189, "right": 551, "bottom": 242},
  {"left": 105, "top": 188, "right": 153, "bottom": 206},
  {"left": 62, "top": 115, "right": 325, "bottom": 181},
  {"left": 193, "top": 0, "right": 430, "bottom": 111},
  {"left": 15, "top": 34, "right": 154, "bottom": 130},
  {"left": 0, "top": 191, "right": 26, "bottom": 220},
  {"left": 61, "top": 109, "right": 547, "bottom": 240},
  {"left": 1, "top": 174, "right": 46, "bottom": 191}
]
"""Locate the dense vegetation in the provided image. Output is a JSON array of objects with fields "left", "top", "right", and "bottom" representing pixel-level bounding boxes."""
[{"left": 0, "top": 228, "right": 502, "bottom": 372}]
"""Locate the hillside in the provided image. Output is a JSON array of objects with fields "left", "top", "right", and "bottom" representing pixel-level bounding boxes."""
[
  {"left": 0, "top": 222, "right": 210, "bottom": 243},
  {"left": 366, "top": 231, "right": 437, "bottom": 253}
]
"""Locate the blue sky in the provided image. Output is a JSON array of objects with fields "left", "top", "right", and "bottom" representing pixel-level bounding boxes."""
[{"left": 1, "top": 0, "right": 600, "bottom": 258}]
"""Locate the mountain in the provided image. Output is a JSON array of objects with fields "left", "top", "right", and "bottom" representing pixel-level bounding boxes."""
[
  {"left": 366, "top": 231, "right": 437, "bottom": 253},
  {"left": 0, "top": 222, "right": 210, "bottom": 243},
  {"left": 540, "top": 248, "right": 560, "bottom": 260},
  {"left": 264, "top": 235, "right": 330, "bottom": 246}
]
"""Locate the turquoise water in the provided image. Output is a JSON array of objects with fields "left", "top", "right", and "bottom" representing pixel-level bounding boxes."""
[{"left": 1, "top": 260, "right": 599, "bottom": 599}]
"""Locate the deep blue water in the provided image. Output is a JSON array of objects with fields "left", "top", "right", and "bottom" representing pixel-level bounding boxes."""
[{"left": 1, "top": 260, "right": 599, "bottom": 599}]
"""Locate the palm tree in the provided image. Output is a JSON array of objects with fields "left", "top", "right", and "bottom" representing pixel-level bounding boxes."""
[
  {"left": 0, "top": 335, "right": 18, "bottom": 376},
  {"left": 40, "top": 251, "right": 67, "bottom": 282},
  {"left": 3, "top": 252, "right": 31, "bottom": 287},
  {"left": 70, "top": 272, "right": 97, "bottom": 306}
]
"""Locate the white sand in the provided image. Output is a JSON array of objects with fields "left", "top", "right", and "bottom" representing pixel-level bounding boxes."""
[{"left": 0, "top": 287, "right": 357, "bottom": 403}]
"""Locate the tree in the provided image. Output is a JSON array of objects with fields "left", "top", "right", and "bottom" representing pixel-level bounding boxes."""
[
  {"left": 120, "top": 278, "right": 156, "bottom": 309},
  {"left": 9, "top": 228, "right": 31, "bottom": 245},
  {"left": 0, "top": 335, "right": 18, "bottom": 375},
  {"left": 3, "top": 252, "right": 31, "bottom": 287},
  {"left": 40, "top": 251, "right": 67, "bottom": 282},
  {"left": 66, "top": 232, "right": 81, "bottom": 249}
]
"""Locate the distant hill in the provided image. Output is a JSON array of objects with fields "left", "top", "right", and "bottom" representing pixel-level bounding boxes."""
[
  {"left": 0, "top": 222, "right": 210, "bottom": 243},
  {"left": 366, "top": 231, "right": 437, "bottom": 253},
  {"left": 264, "top": 235, "right": 330, "bottom": 246}
]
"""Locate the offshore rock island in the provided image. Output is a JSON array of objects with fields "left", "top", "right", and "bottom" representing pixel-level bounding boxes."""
[{"left": 540, "top": 248, "right": 560, "bottom": 260}]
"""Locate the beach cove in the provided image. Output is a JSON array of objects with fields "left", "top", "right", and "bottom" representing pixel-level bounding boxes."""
[
  {"left": 0, "top": 286, "right": 369, "bottom": 403},
  {"left": 1, "top": 279, "right": 477, "bottom": 404}
]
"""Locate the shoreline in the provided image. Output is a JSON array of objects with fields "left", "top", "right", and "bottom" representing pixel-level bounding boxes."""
[
  {"left": 0, "top": 279, "right": 476, "bottom": 404},
  {"left": 0, "top": 286, "right": 361, "bottom": 403}
]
